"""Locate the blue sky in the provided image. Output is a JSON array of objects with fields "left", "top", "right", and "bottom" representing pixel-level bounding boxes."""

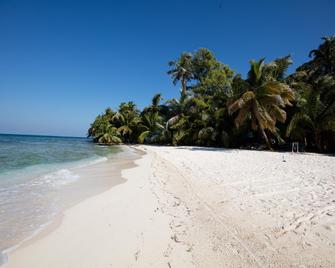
[{"left": 0, "top": 0, "right": 334, "bottom": 137}]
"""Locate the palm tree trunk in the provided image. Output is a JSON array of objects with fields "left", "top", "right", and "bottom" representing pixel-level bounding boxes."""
[
  {"left": 315, "top": 129, "right": 322, "bottom": 152},
  {"left": 181, "top": 79, "right": 187, "bottom": 97},
  {"left": 253, "top": 104, "right": 273, "bottom": 151},
  {"left": 260, "top": 127, "right": 273, "bottom": 151}
]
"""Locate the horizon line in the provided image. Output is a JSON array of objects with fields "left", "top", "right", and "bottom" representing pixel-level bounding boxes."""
[{"left": 0, "top": 132, "right": 87, "bottom": 139}]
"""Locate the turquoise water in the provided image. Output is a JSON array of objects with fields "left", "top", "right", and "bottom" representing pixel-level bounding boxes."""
[
  {"left": 0, "top": 134, "right": 115, "bottom": 176},
  {"left": 0, "top": 134, "right": 122, "bottom": 264}
]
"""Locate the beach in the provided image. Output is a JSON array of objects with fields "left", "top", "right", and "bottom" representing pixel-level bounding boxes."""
[{"left": 4, "top": 146, "right": 335, "bottom": 267}]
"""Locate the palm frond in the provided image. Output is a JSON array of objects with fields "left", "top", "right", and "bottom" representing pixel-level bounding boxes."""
[
  {"left": 152, "top": 93, "right": 162, "bottom": 107},
  {"left": 268, "top": 105, "right": 287, "bottom": 123},
  {"left": 286, "top": 112, "right": 314, "bottom": 137},
  {"left": 173, "top": 129, "right": 189, "bottom": 145},
  {"left": 112, "top": 112, "right": 124, "bottom": 122},
  {"left": 166, "top": 115, "right": 181, "bottom": 129},
  {"left": 228, "top": 91, "right": 255, "bottom": 115},
  {"left": 234, "top": 104, "right": 250, "bottom": 128},
  {"left": 138, "top": 131, "right": 150, "bottom": 144}
]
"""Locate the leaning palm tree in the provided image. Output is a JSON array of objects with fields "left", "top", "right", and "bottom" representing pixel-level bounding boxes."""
[
  {"left": 167, "top": 53, "right": 193, "bottom": 97},
  {"left": 228, "top": 58, "right": 295, "bottom": 150}
]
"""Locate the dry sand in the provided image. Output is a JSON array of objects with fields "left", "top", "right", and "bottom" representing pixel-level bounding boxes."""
[{"left": 5, "top": 146, "right": 335, "bottom": 267}]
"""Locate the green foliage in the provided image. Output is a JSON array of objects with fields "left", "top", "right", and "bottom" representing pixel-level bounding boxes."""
[
  {"left": 88, "top": 38, "right": 335, "bottom": 153},
  {"left": 228, "top": 57, "right": 295, "bottom": 150},
  {"left": 286, "top": 75, "right": 335, "bottom": 151},
  {"left": 284, "top": 35, "right": 335, "bottom": 152},
  {"left": 167, "top": 53, "right": 193, "bottom": 96},
  {"left": 88, "top": 109, "right": 122, "bottom": 145}
]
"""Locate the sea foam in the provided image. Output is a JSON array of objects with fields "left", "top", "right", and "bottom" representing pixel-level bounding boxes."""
[{"left": 42, "top": 169, "right": 80, "bottom": 187}]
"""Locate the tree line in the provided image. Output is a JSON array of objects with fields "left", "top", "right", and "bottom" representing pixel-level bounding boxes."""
[{"left": 88, "top": 36, "right": 335, "bottom": 153}]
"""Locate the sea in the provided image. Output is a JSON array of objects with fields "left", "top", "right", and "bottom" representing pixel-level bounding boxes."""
[{"left": 0, "top": 133, "right": 127, "bottom": 265}]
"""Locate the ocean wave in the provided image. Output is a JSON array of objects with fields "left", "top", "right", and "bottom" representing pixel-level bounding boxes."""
[
  {"left": 30, "top": 156, "right": 109, "bottom": 187},
  {"left": 39, "top": 169, "right": 80, "bottom": 187},
  {"left": 76, "top": 156, "right": 108, "bottom": 168}
]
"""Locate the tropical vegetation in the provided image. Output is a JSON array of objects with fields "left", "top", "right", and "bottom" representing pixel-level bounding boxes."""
[{"left": 88, "top": 36, "right": 335, "bottom": 153}]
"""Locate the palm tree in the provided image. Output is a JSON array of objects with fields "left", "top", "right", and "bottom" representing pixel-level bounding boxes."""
[
  {"left": 167, "top": 53, "right": 193, "bottom": 97},
  {"left": 228, "top": 58, "right": 295, "bottom": 150},
  {"left": 112, "top": 102, "right": 140, "bottom": 143},
  {"left": 142, "top": 93, "right": 163, "bottom": 114},
  {"left": 88, "top": 39, "right": 334, "bottom": 152},
  {"left": 164, "top": 92, "right": 192, "bottom": 145},
  {"left": 98, "top": 125, "right": 122, "bottom": 144},
  {"left": 88, "top": 114, "right": 122, "bottom": 145},
  {"left": 165, "top": 94, "right": 215, "bottom": 146},
  {"left": 138, "top": 94, "right": 165, "bottom": 144},
  {"left": 298, "top": 35, "right": 335, "bottom": 78},
  {"left": 88, "top": 115, "right": 103, "bottom": 140},
  {"left": 138, "top": 112, "right": 164, "bottom": 143},
  {"left": 286, "top": 74, "right": 335, "bottom": 151},
  {"left": 309, "top": 35, "right": 335, "bottom": 75}
]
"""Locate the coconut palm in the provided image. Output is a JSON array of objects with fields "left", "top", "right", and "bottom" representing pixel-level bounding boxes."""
[
  {"left": 167, "top": 53, "right": 193, "bottom": 97},
  {"left": 286, "top": 74, "right": 335, "bottom": 151},
  {"left": 88, "top": 114, "right": 121, "bottom": 144},
  {"left": 166, "top": 94, "right": 216, "bottom": 146},
  {"left": 97, "top": 125, "right": 122, "bottom": 144},
  {"left": 112, "top": 102, "right": 141, "bottom": 143},
  {"left": 309, "top": 36, "right": 335, "bottom": 75},
  {"left": 88, "top": 38, "right": 335, "bottom": 153},
  {"left": 287, "top": 35, "right": 335, "bottom": 151},
  {"left": 142, "top": 93, "right": 163, "bottom": 114},
  {"left": 298, "top": 35, "right": 335, "bottom": 78},
  {"left": 88, "top": 115, "right": 103, "bottom": 140},
  {"left": 228, "top": 57, "right": 295, "bottom": 150},
  {"left": 164, "top": 92, "right": 192, "bottom": 145},
  {"left": 138, "top": 94, "right": 165, "bottom": 144},
  {"left": 138, "top": 112, "right": 164, "bottom": 144}
]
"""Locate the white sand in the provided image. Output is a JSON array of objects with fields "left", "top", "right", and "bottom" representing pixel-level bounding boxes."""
[{"left": 5, "top": 146, "right": 335, "bottom": 267}]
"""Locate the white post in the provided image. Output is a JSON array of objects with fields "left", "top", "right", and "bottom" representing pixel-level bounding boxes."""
[{"left": 292, "top": 142, "right": 299, "bottom": 153}]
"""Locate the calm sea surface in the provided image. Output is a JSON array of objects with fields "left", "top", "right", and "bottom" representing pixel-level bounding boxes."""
[{"left": 0, "top": 134, "right": 122, "bottom": 264}]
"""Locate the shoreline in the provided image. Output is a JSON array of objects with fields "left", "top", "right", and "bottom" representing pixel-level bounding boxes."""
[
  {"left": 5, "top": 146, "right": 157, "bottom": 268},
  {"left": 4, "top": 145, "right": 335, "bottom": 267},
  {"left": 1, "top": 145, "right": 143, "bottom": 267}
]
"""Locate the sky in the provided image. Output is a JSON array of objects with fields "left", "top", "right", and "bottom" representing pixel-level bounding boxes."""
[{"left": 0, "top": 0, "right": 334, "bottom": 137}]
